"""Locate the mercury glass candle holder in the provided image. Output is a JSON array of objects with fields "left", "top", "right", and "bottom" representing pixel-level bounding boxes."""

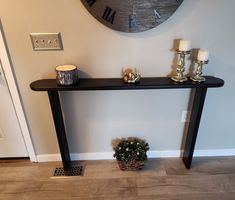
[
  {"left": 171, "top": 50, "right": 191, "bottom": 83},
  {"left": 190, "top": 60, "right": 209, "bottom": 83}
]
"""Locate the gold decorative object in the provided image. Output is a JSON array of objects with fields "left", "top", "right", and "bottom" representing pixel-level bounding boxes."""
[
  {"left": 190, "top": 60, "right": 209, "bottom": 82},
  {"left": 171, "top": 50, "right": 191, "bottom": 83},
  {"left": 122, "top": 68, "right": 141, "bottom": 83}
]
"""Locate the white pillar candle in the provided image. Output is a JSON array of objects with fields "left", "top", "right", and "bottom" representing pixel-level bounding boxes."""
[
  {"left": 197, "top": 50, "right": 209, "bottom": 61},
  {"left": 179, "top": 40, "right": 190, "bottom": 51}
]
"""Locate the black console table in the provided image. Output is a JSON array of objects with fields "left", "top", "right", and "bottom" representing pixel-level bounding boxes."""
[{"left": 30, "top": 76, "right": 224, "bottom": 170}]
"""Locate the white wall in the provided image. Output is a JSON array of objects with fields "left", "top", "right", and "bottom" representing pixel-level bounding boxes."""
[{"left": 0, "top": 0, "right": 234, "bottom": 157}]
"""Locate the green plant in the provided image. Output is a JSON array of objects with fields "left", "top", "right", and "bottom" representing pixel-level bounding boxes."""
[{"left": 113, "top": 137, "right": 149, "bottom": 166}]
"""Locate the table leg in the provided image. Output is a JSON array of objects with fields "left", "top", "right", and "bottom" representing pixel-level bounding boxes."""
[
  {"left": 183, "top": 88, "right": 207, "bottom": 169},
  {"left": 48, "top": 91, "right": 71, "bottom": 170}
]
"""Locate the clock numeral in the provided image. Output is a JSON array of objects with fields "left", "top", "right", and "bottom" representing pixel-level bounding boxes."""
[
  {"left": 86, "top": 0, "right": 96, "bottom": 7},
  {"left": 102, "top": 6, "right": 116, "bottom": 24},
  {"left": 154, "top": 9, "right": 161, "bottom": 19},
  {"left": 129, "top": 14, "right": 137, "bottom": 28}
]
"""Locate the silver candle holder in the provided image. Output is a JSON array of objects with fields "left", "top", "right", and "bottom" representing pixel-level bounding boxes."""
[
  {"left": 171, "top": 50, "right": 191, "bottom": 82},
  {"left": 190, "top": 60, "right": 209, "bottom": 83}
]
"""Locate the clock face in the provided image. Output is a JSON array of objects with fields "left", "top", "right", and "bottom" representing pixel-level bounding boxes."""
[{"left": 81, "top": 0, "right": 184, "bottom": 33}]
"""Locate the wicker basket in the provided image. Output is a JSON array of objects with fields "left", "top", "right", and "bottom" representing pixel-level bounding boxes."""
[{"left": 117, "top": 160, "right": 145, "bottom": 171}]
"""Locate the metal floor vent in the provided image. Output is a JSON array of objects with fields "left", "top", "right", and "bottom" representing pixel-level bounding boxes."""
[{"left": 53, "top": 166, "right": 84, "bottom": 177}]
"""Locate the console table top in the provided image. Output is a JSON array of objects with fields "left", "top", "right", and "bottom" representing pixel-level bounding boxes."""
[{"left": 30, "top": 76, "right": 224, "bottom": 91}]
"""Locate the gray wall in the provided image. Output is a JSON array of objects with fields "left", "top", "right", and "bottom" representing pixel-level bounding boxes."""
[{"left": 0, "top": 0, "right": 234, "bottom": 155}]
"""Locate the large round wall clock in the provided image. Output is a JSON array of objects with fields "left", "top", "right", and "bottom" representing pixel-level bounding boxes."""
[{"left": 81, "top": 0, "right": 184, "bottom": 33}]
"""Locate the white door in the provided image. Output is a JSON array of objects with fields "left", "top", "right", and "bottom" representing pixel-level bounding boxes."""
[{"left": 0, "top": 60, "right": 28, "bottom": 157}]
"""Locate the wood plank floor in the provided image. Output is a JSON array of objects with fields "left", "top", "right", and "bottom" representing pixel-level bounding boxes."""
[{"left": 0, "top": 157, "right": 235, "bottom": 200}]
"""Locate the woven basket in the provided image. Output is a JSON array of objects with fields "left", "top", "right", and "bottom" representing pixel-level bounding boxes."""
[{"left": 117, "top": 160, "right": 145, "bottom": 171}]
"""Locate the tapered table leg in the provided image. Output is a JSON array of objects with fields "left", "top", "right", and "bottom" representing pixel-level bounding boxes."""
[
  {"left": 48, "top": 91, "right": 71, "bottom": 170},
  {"left": 183, "top": 88, "right": 207, "bottom": 169}
]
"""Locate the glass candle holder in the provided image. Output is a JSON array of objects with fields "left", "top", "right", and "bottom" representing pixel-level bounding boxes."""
[
  {"left": 171, "top": 50, "right": 191, "bottom": 82},
  {"left": 190, "top": 60, "right": 209, "bottom": 83}
]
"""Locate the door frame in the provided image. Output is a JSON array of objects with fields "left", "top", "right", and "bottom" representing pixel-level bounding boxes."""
[{"left": 0, "top": 20, "right": 37, "bottom": 162}]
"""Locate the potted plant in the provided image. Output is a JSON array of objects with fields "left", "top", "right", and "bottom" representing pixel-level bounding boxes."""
[{"left": 113, "top": 137, "right": 149, "bottom": 170}]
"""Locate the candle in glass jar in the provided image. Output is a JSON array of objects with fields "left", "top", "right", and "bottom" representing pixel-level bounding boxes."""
[
  {"left": 179, "top": 40, "right": 190, "bottom": 51},
  {"left": 197, "top": 50, "right": 209, "bottom": 61}
]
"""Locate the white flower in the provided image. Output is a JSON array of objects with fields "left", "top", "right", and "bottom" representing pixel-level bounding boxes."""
[
  {"left": 131, "top": 142, "right": 133, "bottom": 144},
  {"left": 137, "top": 142, "right": 139, "bottom": 145},
  {"left": 126, "top": 148, "right": 129, "bottom": 151},
  {"left": 137, "top": 152, "right": 139, "bottom": 155},
  {"left": 119, "top": 147, "right": 122, "bottom": 150}
]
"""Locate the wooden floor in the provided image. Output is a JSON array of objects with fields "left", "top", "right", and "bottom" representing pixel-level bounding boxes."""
[{"left": 0, "top": 157, "right": 235, "bottom": 200}]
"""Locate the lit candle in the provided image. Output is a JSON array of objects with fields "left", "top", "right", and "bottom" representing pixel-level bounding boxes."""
[
  {"left": 179, "top": 40, "right": 190, "bottom": 51},
  {"left": 197, "top": 50, "right": 209, "bottom": 61}
]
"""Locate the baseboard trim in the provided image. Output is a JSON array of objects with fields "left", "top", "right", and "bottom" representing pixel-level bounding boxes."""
[
  {"left": 193, "top": 149, "right": 235, "bottom": 157},
  {"left": 36, "top": 149, "right": 235, "bottom": 162}
]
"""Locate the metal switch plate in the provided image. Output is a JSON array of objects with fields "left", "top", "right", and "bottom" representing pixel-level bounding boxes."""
[{"left": 30, "top": 33, "right": 63, "bottom": 50}]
